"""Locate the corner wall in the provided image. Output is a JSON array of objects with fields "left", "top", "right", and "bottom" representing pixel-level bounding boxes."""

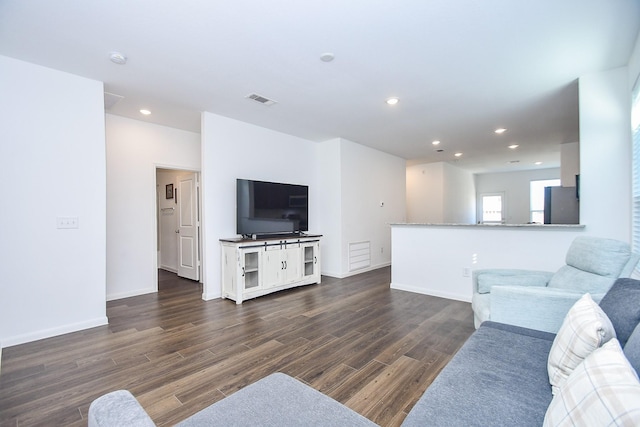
[
  {"left": 339, "top": 139, "right": 406, "bottom": 276},
  {"left": 106, "top": 115, "right": 201, "bottom": 300},
  {"left": 579, "top": 67, "right": 632, "bottom": 241},
  {"left": 475, "top": 168, "right": 561, "bottom": 224},
  {"left": 315, "top": 139, "right": 343, "bottom": 276},
  {"left": 0, "top": 56, "right": 107, "bottom": 347},
  {"left": 406, "top": 162, "right": 474, "bottom": 224}
]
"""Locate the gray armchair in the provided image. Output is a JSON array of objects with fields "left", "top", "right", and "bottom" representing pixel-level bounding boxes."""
[{"left": 471, "top": 236, "right": 639, "bottom": 333}]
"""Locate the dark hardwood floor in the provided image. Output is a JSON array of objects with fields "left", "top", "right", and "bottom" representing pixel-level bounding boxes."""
[{"left": 0, "top": 267, "right": 474, "bottom": 427}]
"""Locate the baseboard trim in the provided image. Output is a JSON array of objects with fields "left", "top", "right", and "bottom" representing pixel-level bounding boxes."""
[
  {"left": 322, "top": 262, "right": 391, "bottom": 279},
  {"left": 390, "top": 282, "right": 471, "bottom": 303},
  {"left": 2, "top": 316, "right": 109, "bottom": 348},
  {"left": 107, "top": 288, "right": 157, "bottom": 301},
  {"left": 202, "top": 291, "right": 221, "bottom": 301}
]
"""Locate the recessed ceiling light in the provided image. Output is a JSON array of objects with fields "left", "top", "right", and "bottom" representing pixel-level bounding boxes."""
[
  {"left": 320, "top": 52, "right": 335, "bottom": 62},
  {"left": 494, "top": 128, "right": 507, "bottom": 134},
  {"left": 508, "top": 144, "right": 519, "bottom": 149},
  {"left": 140, "top": 109, "right": 151, "bottom": 115},
  {"left": 386, "top": 97, "right": 399, "bottom": 106},
  {"left": 109, "top": 51, "right": 127, "bottom": 65},
  {"left": 535, "top": 161, "right": 543, "bottom": 165},
  {"left": 454, "top": 152, "right": 463, "bottom": 157},
  {"left": 432, "top": 140, "right": 441, "bottom": 146}
]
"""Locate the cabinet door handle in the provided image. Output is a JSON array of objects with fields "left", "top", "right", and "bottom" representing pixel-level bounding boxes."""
[
  {"left": 284, "top": 260, "right": 287, "bottom": 269},
  {"left": 314, "top": 256, "right": 317, "bottom": 264},
  {"left": 242, "top": 267, "right": 245, "bottom": 277},
  {"left": 281, "top": 261, "right": 284, "bottom": 270}
]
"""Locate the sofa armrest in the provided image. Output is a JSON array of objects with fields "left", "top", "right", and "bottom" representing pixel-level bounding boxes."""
[
  {"left": 473, "top": 269, "right": 554, "bottom": 294},
  {"left": 490, "top": 286, "right": 606, "bottom": 334},
  {"left": 88, "top": 390, "right": 156, "bottom": 427}
]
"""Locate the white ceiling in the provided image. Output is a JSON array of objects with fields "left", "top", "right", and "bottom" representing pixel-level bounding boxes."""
[{"left": 1, "top": 1, "right": 639, "bottom": 173}]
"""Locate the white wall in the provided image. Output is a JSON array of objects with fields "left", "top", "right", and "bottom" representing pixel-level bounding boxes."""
[
  {"left": 406, "top": 162, "right": 474, "bottom": 223},
  {"left": 475, "top": 168, "right": 561, "bottom": 224},
  {"left": 339, "top": 139, "right": 406, "bottom": 276},
  {"left": 106, "top": 115, "right": 201, "bottom": 300},
  {"left": 201, "top": 113, "right": 320, "bottom": 300},
  {"left": 316, "top": 139, "right": 343, "bottom": 276},
  {"left": 579, "top": 67, "right": 632, "bottom": 242},
  {"left": 0, "top": 56, "right": 107, "bottom": 347},
  {"left": 200, "top": 115, "right": 407, "bottom": 294},
  {"left": 443, "top": 163, "right": 476, "bottom": 224},
  {"left": 406, "top": 163, "right": 444, "bottom": 223}
]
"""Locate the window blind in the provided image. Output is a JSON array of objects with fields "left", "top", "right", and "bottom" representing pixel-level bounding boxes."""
[{"left": 631, "top": 74, "right": 640, "bottom": 271}]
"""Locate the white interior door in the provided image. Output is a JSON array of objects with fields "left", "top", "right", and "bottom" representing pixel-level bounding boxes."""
[{"left": 177, "top": 172, "right": 200, "bottom": 281}]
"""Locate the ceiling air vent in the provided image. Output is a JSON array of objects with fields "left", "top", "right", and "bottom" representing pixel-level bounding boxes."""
[{"left": 246, "top": 93, "right": 277, "bottom": 106}]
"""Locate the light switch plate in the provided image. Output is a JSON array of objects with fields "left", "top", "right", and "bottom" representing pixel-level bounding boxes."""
[{"left": 57, "top": 217, "right": 79, "bottom": 229}]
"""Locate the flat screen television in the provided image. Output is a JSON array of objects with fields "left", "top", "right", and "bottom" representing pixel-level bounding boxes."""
[{"left": 236, "top": 179, "right": 309, "bottom": 237}]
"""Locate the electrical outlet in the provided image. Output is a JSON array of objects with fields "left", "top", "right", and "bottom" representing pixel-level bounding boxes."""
[{"left": 57, "top": 217, "right": 79, "bottom": 229}]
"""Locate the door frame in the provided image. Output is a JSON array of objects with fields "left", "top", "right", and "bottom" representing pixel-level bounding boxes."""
[{"left": 154, "top": 164, "right": 203, "bottom": 291}]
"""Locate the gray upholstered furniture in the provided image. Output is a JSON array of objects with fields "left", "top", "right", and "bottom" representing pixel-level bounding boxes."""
[
  {"left": 472, "top": 236, "right": 639, "bottom": 333},
  {"left": 88, "top": 372, "right": 377, "bottom": 427},
  {"left": 405, "top": 279, "right": 640, "bottom": 426},
  {"left": 89, "top": 278, "right": 640, "bottom": 427}
]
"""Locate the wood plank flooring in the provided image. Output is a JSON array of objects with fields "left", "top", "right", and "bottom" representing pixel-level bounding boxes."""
[{"left": 0, "top": 267, "right": 474, "bottom": 427}]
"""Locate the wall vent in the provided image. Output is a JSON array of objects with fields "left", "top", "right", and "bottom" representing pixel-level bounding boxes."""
[
  {"left": 246, "top": 93, "right": 277, "bottom": 106},
  {"left": 349, "top": 241, "right": 371, "bottom": 272}
]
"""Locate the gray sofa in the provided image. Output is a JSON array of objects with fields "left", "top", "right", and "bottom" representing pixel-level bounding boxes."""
[{"left": 89, "top": 278, "right": 640, "bottom": 427}]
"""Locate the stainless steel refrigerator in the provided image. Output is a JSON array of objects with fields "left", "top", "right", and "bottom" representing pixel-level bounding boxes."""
[{"left": 544, "top": 186, "right": 579, "bottom": 224}]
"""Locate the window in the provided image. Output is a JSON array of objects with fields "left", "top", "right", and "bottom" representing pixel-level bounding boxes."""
[
  {"left": 530, "top": 179, "right": 561, "bottom": 223},
  {"left": 480, "top": 193, "right": 504, "bottom": 223}
]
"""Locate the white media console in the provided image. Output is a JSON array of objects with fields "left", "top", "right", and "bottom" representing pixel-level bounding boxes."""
[{"left": 220, "top": 235, "right": 322, "bottom": 304}]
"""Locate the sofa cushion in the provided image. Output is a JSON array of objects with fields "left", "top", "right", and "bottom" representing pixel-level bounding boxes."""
[
  {"left": 543, "top": 339, "right": 640, "bottom": 426},
  {"left": 176, "top": 372, "right": 376, "bottom": 427},
  {"left": 564, "top": 236, "right": 632, "bottom": 278},
  {"left": 547, "top": 265, "right": 616, "bottom": 294},
  {"left": 599, "top": 278, "right": 640, "bottom": 347},
  {"left": 477, "top": 273, "right": 550, "bottom": 294},
  {"left": 548, "top": 293, "right": 616, "bottom": 395},
  {"left": 401, "top": 321, "right": 555, "bottom": 427}
]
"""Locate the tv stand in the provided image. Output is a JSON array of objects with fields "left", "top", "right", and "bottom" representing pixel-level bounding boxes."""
[{"left": 220, "top": 234, "right": 322, "bottom": 304}]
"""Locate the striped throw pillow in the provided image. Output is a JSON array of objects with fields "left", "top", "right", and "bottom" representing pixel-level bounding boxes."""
[
  {"left": 544, "top": 339, "right": 640, "bottom": 426},
  {"left": 547, "top": 293, "right": 616, "bottom": 395}
]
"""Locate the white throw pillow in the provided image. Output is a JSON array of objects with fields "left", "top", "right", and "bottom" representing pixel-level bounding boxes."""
[
  {"left": 544, "top": 339, "right": 640, "bottom": 426},
  {"left": 547, "top": 293, "right": 616, "bottom": 395}
]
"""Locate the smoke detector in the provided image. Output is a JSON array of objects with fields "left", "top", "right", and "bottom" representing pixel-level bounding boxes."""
[
  {"left": 109, "top": 52, "right": 127, "bottom": 65},
  {"left": 320, "top": 52, "right": 335, "bottom": 62}
]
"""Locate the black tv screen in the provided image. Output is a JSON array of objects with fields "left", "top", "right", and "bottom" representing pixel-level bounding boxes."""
[{"left": 236, "top": 179, "right": 309, "bottom": 237}]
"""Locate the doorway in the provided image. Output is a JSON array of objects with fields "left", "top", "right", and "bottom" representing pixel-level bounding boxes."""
[{"left": 156, "top": 168, "right": 202, "bottom": 282}]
